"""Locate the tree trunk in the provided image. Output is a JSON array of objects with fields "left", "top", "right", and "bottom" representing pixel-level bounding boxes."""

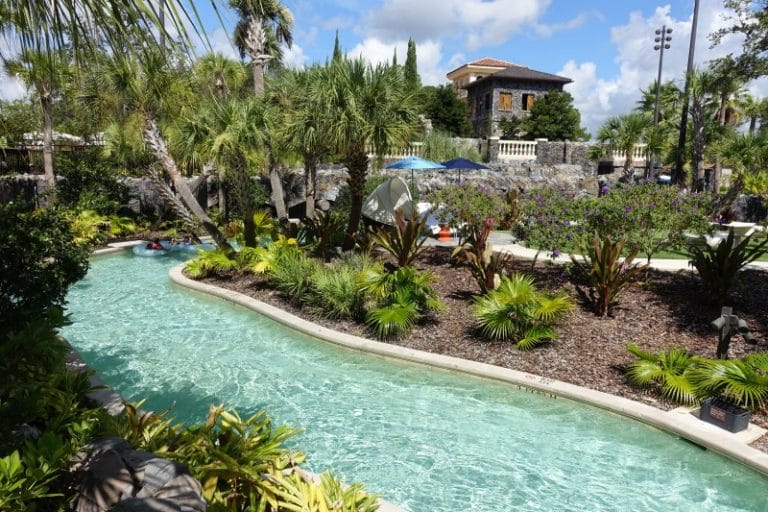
[
  {"left": 304, "top": 158, "right": 317, "bottom": 219},
  {"left": 712, "top": 94, "right": 730, "bottom": 193},
  {"left": 252, "top": 61, "right": 264, "bottom": 95},
  {"left": 266, "top": 148, "right": 287, "bottom": 223},
  {"left": 144, "top": 119, "right": 232, "bottom": 251},
  {"left": 343, "top": 149, "right": 369, "bottom": 250},
  {"left": 40, "top": 89, "right": 55, "bottom": 197}
]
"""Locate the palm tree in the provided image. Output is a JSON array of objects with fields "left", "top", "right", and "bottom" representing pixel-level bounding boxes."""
[
  {"left": 311, "top": 58, "right": 419, "bottom": 248},
  {"left": 230, "top": 0, "right": 293, "bottom": 95},
  {"left": 713, "top": 131, "right": 768, "bottom": 209},
  {"left": 596, "top": 113, "right": 651, "bottom": 180},
  {"left": 705, "top": 62, "right": 746, "bottom": 192},
  {"left": 740, "top": 93, "right": 768, "bottom": 134},
  {"left": 80, "top": 49, "right": 231, "bottom": 250},
  {"left": 636, "top": 80, "right": 682, "bottom": 125},
  {"left": 626, "top": 344, "right": 698, "bottom": 405},
  {"left": 194, "top": 53, "right": 247, "bottom": 98},
  {"left": 3, "top": 49, "right": 69, "bottom": 189}
]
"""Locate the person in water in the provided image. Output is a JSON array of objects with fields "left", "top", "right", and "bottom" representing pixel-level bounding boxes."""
[{"left": 146, "top": 238, "right": 163, "bottom": 250}]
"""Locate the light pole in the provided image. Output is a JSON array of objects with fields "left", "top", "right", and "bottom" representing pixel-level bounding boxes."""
[
  {"left": 653, "top": 26, "right": 672, "bottom": 126},
  {"left": 650, "top": 26, "right": 672, "bottom": 178}
]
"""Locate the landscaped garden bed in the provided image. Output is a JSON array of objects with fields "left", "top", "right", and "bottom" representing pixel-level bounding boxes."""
[{"left": 199, "top": 245, "right": 768, "bottom": 453}]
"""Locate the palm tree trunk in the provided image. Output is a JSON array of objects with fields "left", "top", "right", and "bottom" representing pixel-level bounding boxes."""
[
  {"left": 343, "top": 149, "right": 369, "bottom": 250},
  {"left": 40, "top": 90, "right": 55, "bottom": 196},
  {"left": 304, "top": 158, "right": 316, "bottom": 219},
  {"left": 266, "top": 147, "right": 287, "bottom": 222},
  {"left": 144, "top": 119, "right": 232, "bottom": 251},
  {"left": 252, "top": 61, "right": 264, "bottom": 95},
  {"left": 712, "top": 93, "right": 730, "bottom": 193}
]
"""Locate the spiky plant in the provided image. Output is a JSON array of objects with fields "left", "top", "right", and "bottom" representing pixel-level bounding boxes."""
[
  {"left": 688, "top": 229, "right": 768, "bottom": 303},
  {"left": 277, "top": 470, "right": 380, "bottom": 512},
  {"left": 571, "top": 231, "right": 647, "bottom": 317},
  {"left": 687, "top": 353, "right": 768, "bottom": 412},
  {"left": 308, "top": 263, "right": 363, "bottom": 320},
  {"left": 369, "top": 208, "right": 429, "bottom": 268},
  {"left": 238, "top": 235, "right": 299, "bottom": 274},
  {"left": 626, "top": 344, "right": 699, "bottom": 405},
  {"left": 268, "top": 248, "right": 320, "bottom": 303},
  {"left": 473, "top": 273, "right": 572, "bottom": 350}
]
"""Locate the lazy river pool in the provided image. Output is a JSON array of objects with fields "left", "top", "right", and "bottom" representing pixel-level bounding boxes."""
[{"left": 62, "top": 252, "right": 768, "bottom": 511}]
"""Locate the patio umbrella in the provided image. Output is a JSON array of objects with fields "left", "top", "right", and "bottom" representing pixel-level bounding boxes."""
[
  {"left": 440, "top": 157, "right": 488, "bottom": 182},
  {"left": 386, "top": 156, "right": 445, "bottom": 191}
]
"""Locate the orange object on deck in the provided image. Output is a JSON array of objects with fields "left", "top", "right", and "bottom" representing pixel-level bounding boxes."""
[{"left": 437, "top": 225, "right": 452, "bottom": 242}]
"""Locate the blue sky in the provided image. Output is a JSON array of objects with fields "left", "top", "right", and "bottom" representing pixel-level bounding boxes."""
[{"left": 2, "top": 0, "right": 766, "bottom": 136}]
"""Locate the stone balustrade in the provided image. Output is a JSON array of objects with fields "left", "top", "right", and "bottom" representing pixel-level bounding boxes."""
[
  {"left": 611, "top": 144, "right": 648, "bottom": 165},
  {"left": 496, "top": 140, "right": 538, "bottom": 161}
]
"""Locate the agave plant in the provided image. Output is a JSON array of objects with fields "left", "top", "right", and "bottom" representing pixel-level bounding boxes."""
[
  {"left": 359, "top": 265, "right": 443, "bottom": 339},
  {"left": 472, "top": 273, "right": 573, "bottom": 350},
  {"left": 368, "top": 208, "right": 429, "bottom": 268},
  {"left": 688, "top": 229, "right": 768, "bottom": 303},
  {"left": 625, "top": 344, "right": 699, "bottom": 405},
  {"left": 687, "top": 353, "right": 768, "bottom": 412},
  {"left": 571, "top": 231, "right": 647, "bottom": 317}
]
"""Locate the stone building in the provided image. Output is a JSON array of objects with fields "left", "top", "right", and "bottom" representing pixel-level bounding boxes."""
[{"left": 447, "top": 59, "right": 572, "bottom": 137}]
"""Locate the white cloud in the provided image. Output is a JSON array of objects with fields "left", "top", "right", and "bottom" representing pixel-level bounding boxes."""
[
  {"left": 366, "top": 0, "right": 550, "bottom": 51},
  {"left": 347, "top": 37, "right": 446, "bottom": 86},
  {"left": 0, "top": 70, "right": 28, "bottom": 101},
  {"left": 206, "top": 27, "right": 238, "bottom": 59},
  {"left": 282, "top": 43, "right": 308, "bottom": 69},
  {"left": 560, "top": 0, "right": 768, "bottom": 138}
]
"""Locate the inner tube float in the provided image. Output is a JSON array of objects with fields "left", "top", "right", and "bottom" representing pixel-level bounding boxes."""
[
  {"left": 160, "top": 241, "right": 215, "bottom": 253},
  {"left": 132, "top": 245, "right": 168, "bottom": 257}
]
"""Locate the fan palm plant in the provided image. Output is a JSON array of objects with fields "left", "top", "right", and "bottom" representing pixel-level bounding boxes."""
[
  {"left": 626, "top": 344, "right": 699, "bottom": 405},
  {"left": 596, "top": 113, "right": 652, "bottom": 180},
  {"left": 473, "top": 273, "right": 572, "bottom": 350},
  {"left": 687, "top": 353, "right": 768, "bottom": 412}
]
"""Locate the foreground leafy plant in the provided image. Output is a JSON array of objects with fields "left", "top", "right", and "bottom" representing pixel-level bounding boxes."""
[
  {"left": 369, "top": 208, "right": 429, "bottom": 268},
  {"left": 278, "top": 470, "right": 380, "bottom": 512},
  {"left": 626, "top": 344, "right": 699, "bottom": 405},
  {"left": 688, "top": 229, "right": 768, "bottom": 303},
  {"left": 571, "top": 232, "right": 647, "bottom": 317},
  {"left": 473, "top": 273, "right": 572, "bottom": 350},
  {"left": 452, "top": 217, "right": 511, "bottom": 293},
  {"left": 184, "top": 249, "right": 239, "bottom": 279},
  {"left": 687, "top": 353, "right": 768, "bottom": 412},
  {"left": 359, "top": 266, "right": 443, "bottom": 339}
]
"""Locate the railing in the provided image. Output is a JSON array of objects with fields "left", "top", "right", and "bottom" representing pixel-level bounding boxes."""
[
  {"left": 611, "top": 144, "right": 647, "bottom": 165},
  {"left": 367, "top": 142, "right": 423, "bottom": 160},
  {"left": 497, "top": 140, "right": 538, "bottom": 161}
]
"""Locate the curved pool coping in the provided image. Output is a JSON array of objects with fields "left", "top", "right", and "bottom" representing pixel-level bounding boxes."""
[{"left": 166, "top": 262, "right": 768, "bottom": 480}]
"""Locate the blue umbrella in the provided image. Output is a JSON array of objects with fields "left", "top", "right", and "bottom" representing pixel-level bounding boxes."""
[
  {"left": 386, "top": 156, "right": 445, "bottom": 191},
  {"left": 440, "top": 157, "right": 488, "bottom": 181}
]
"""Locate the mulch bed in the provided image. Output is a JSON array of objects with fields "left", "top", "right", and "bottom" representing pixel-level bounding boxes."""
[{"left": 200, "top": 246, "right": 768, "bottom": 453}]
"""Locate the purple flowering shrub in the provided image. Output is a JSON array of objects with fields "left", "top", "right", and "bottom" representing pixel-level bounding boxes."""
[
  {"left": 427, "top": 183, "right": 512, "bottom": 245},
  {"left": 518, "top": 187, "right": 590, "bottom": 259}
]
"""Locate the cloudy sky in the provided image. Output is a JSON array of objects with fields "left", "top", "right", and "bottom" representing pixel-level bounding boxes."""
[{"left": 2, "top": 0, "right": 766, "bottom": 137}]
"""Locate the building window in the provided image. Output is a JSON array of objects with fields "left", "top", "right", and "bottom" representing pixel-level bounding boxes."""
[
  {"left": 522, "top": 93, "right": 535, "bottom": 111},
  {"left": 498, "top": 92, "right": 512, "bottom": 111},
  {"left": 484, "top": 93, "right": 491, "bottom": 112}
]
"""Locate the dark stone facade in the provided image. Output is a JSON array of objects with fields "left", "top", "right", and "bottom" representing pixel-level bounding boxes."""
[{"left": 466, "top": 78, "right": 566, "bottom": 137}]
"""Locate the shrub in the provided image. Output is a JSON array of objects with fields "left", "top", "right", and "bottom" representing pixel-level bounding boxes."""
[
  {"left": 472, "top": 273, "right": 572, "bottom": 349},
  {"left": 184, "top": 249, "right": 239, "bottom": 279},
  {"left": 268, "top": 247, "right": 321, "bottom": 304},
  {"left": 369, "top": 208, "right": 429, "bottom": 268},
  {"left": 518, "top": 188, "right": 589, "bottom": 258},
  {"left": 359, "top": 266, "right": 443, "bottom": 339},
  {"left": 687, "top": 353, "right": 768, "bottom": 412},
  {"left": 571, "top": 232, "right": 647, "bottom": 317},
  {"left": 300, "top": 209, "right": 347, "bottom": 260},
  {"left": 308, "top": 263, "right": 363, "bottom": 320},
  {"left": 55, "top": 151, "right": 129, "bottom": 215},
  {"left": 427, "top": 183, "right": 509, "bottom": 244},
  {"left": 688, "top": 230, "right": 768, "bottom": 303},
  {"left": 452, "top": 217, "right": 511, "bottom": 293},
  {"left": 626, "top": 344, "right": 698, "bottom": 405}
]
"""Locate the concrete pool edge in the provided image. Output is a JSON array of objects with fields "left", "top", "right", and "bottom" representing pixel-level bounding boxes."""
[{"left": 167, "top": 262, "right": 768, "bottom": 479}]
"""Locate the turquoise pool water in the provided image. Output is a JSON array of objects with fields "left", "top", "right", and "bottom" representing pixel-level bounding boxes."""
[{"left": 63, "top": 252, "right": 768, "bottom": 511}]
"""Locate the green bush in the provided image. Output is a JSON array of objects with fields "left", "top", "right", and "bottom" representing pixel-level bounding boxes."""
[
  {"left": 268, "top": 247, "right": 321, "bottom": 303},
  {"left": 452, "top": 217, "right": 511, "bottom": 293},
  {"left": 688, "top": 230, "right": 768, "bottom": 303},
  {"left": 55, "top": 151, "right": 130, "bottom": 215},
  {"left": 472, "top": 273, "right": 572, "bottom": 349},
  {"left": 626, "top": 344, "right": 698, "bottom": 405},
  {"left": 300, "top": 209, "right": 347, "bottom": 260},
  {"left": 570, "top": 232, "right": 647, "bottom": 317},
  {"left": 359, "top": 265, "right": 443, "bottom": 339},
  {"left": 427, "top": 183, "right": 510, "bottom": 243},
  {"left": 308, "top": 262, "right": 364, "bottom": 320}
]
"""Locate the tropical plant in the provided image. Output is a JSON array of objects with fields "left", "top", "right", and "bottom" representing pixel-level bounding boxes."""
[
  {"left": 421, "top": 85, "right": 472, "bottom": 137},
  {"left": 688, "top": 229, "right": 768, "bottom": 303},
  {"left": 452, "top": 217, "right": 511, "bottom": 293},
  {"left": 184, "top": 249, "right": 239, "bottom": 279},
  {"left": 311, "top": 58, "right": 419, "bottom": 249},
  {"left": 427, "top": 183, "right": 510, "bottom": 245},
  {"left": 571, "top": 232, "right": 647, "bottom": 317},
  {"left": 596, "top": 113, "right": 652, "bottom": 180},
  {"left": 299, "top": 209, "right": 347, "bottom": 260},
  {"left": 268, "top": 247, "right": 321, "bottom": 303},
  {"left": 472, "top": 273, "right": 572, "bottom": 350},
  {"left": 625, "top": 344, "right": 699, "bottom": 405},
  {"left": 687, "top": 353, "right": 768, "bottom": 412},
  {"left": 369, "top": 208, "right": 429, "bottom": 268},
  {"left": 359, "top": 266, "right": 443, "bottom": 339},
  {"left": 239, "top": 234, "right": 299, "bottom": 275},
  {"left": 194, "top": 52, "right": 247, "bottom": 98},
  {"left": 307, "top": 262, "right": 364, "bottom": 320},
  {"left": 278, "top": 470, "right": 380, "bottom": 512}
]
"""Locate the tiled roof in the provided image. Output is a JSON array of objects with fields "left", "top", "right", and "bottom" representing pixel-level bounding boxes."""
[
  {"left": 468, "top": 57, "right": 518, "bottom": 68},
  {"left": 464, "top": 66, "right": 572, "bottom": 88}
]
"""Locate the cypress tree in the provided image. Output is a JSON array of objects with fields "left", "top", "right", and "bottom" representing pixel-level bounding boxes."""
[
  {"left": 404, "top": 37, "right": 420, "bottom": 90},
  {"left": 392, "top": 47, "right": 397, "bottom": 67},
  {"left": 332, "top": 30, "right": 342, "bottom": 63}
]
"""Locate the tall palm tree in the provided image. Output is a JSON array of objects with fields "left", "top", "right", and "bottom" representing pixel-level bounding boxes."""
[
  {"left": 636, "top": 80, "right": 682, "bottom": 125},
  {"left": 311, "top": 58, "right": 419, "bottom": 248},
  {"left": 596, "top": 113, "right": 651, "bottom": 180},
  {"left": 713, "top": 131, "right": 768, "bottom": 209},
  {"left": 706, "top": 62, "right": 746, "bottom": 192},
  {"left": 277, "top": 66, "right": 332, "bottom": 219},
  {"left": 740, "top": 93, "right": 768, "bottom": 134},
  {"left": 3, "top": 49, "right": 69, "bottom": 188},
  {"left": 80, "top": 49, "right": 231, "bottom": 249},
  {"left": 230, "top": 0, "right": 293, "bottom": 95}
]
